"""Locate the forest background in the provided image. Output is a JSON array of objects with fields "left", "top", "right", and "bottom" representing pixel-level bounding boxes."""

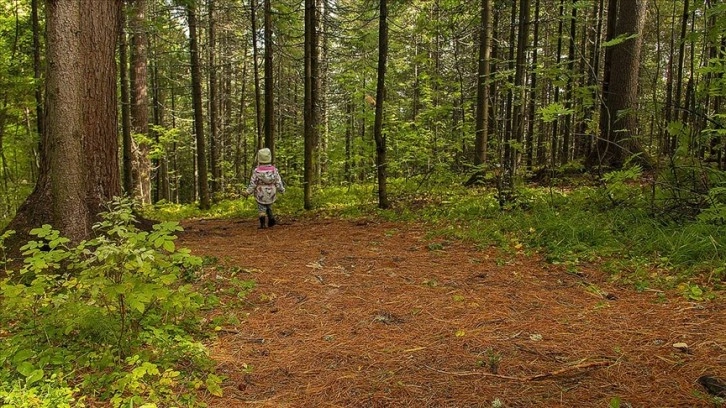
[{"left": 0, "top": 0, "right": 726, "bottom": 406}]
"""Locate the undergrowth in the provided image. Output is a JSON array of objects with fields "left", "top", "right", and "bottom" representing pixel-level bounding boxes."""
[
  {"left": 0, "top": 198, "right": 229, "bottom": 407},
  {"left": 141, "top": 174, "right": 725, "bottom": 294}
]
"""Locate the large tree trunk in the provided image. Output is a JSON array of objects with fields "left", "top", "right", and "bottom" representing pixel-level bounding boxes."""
[
  {"left": 5, "top": 0, "right": 122, "bottom": 246},
  {"left": 588, "top": 0, "right": 651, "bottom": 169},
  {"left": 374, "top": 0, "right": 389, "bottom": 209}
]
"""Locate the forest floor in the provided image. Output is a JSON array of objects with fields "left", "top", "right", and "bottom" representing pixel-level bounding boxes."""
[{"left": 178, "top": 216, "right": 726, "bottom": 408}]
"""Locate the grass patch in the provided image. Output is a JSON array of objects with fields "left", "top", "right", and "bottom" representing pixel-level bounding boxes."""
[{"left": 142, "top": 178, "right": 724, "bottom": 293}]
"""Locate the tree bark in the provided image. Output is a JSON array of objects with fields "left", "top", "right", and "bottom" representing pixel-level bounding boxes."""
[
  {"left": 304, "top": 0, "right": 319, "bottom": 210},
  {"left": 474, "top": 0, "right": 492, "bottom": 168},
  {"left": 588, "top": 0, "right": 651, "bottom": 169},
  {"left": 209, "top": 0, "right": 221, "bottom": 200},
  {"left": 374, "top": 0, "right": 389, "bottom": 209},
  {"left": 250, "top": 0, "right": 263, "bottom": 151},
  {"left": 562, "top": 0, "right": 576, "bottom": 164},
  {"left": 6, "top": 0, "right": 122, "bottom": 245},
  {"left": 31, "top": 0, "right": 44, "bottom": 148},
  {"left": 526, "top": 0, "right": 540, "bottom": 169},
  {"left": 263, "top": 0, "right": 275, "bottom": 158},
  {"left": 551, "top": 0, "right": 565, "bottom": 166},
  {"left": 119, "top": 9, "right": 133, "bottom": 196},
  {"left": 187, "top": 3, "right": 210, "bottom": 210},
  {"left": 508, "top": 0, "right": 530, "bottom": 180},
  {"left": 130, "top": 0, "right": 151, "bottom": 205}
]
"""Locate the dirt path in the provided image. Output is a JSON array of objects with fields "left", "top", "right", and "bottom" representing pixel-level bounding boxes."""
[{"left": 179, "top": 217, "right": 726, "bottom": 407}]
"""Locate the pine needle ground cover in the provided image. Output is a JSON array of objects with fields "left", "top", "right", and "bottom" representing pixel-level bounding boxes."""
[{"left": 178, "top": 196, "right": 725, "bottom": 407}]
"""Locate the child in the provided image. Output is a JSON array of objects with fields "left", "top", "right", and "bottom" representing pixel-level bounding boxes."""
[{"left": 244, "top": 148, "right": 285, "bottom": 228}]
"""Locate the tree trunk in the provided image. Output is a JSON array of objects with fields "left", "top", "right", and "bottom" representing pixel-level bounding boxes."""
[
  {"left": 151, "top": 58, "right": 169, "bottom": 202},
  {"left": 236, "top": 44, "right": 249, "bottom": 186},
  {"left": 474, "top": 0, "right": 492, "bottom": 168},
  {"left": 263, "top": 0, "right": 274, "bottom": 157},
  {"left": 551, "top": 0, "right": 565, "bottom": 166},
  {"left": 503, "top": 1, "right": 517, "bottom": 173},
  {"left": 31, "top": 0, "right": 44, "bottom": 148},
  {"left": 562, "top": 0, "right": 576, "bottom": 165},
  {"left": 304, "top": 0, "right": 319, "bottom": 210},
  {"left": 673, "top": 0, "right": 690, "bottom": 153},
  {"left": 250, "top": 0, "right": 263, "bottom": 151},
  {"left": 6, "top": 0, "right": 122, "bottom": 245},
  {"left": 508, "top": 0, "right": 530, "bottom": 180},
  {"left": 119, "top": 9, "right": 133, "bottom": 195},
  {"left": 526, "top": 0, "right": 540, "bottom": 169},
  {"left": 588, "top": 0, "right": 651, "bottom": 169},
  {"left": 209, "top": 0, "right": 221, "bottom": 200},
  {"left": 187, "top": 3, "right": 210, "bottom": 210},
  {"left": 374, "top": 0, "right": 389, "bottom": 209},
  {"left": 130, "top": 0, "right": 151, "bottom": 205}
]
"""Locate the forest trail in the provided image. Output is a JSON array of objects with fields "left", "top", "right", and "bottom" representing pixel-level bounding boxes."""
[{"left": 178, "top": 217, "right": 726, "bottom": 407}]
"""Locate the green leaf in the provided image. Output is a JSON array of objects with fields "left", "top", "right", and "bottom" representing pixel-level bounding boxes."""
[
  {"left": 17, "top": 361, "right": 36, "bottom": 377},
  {"left": 162, "top": 240, "right": 175, "bottom": 252},
  {"left": 206, "top": 374, "right": 224, "bottom": 397},
  {"left": 13, "top": 349, "right": 35, "bottom": 364},
  {"left": 26, "top": 369, "right": 44, "bottom": 385},
  {"left": 128, "top": 297, "right": 146, "bottom": 314}
]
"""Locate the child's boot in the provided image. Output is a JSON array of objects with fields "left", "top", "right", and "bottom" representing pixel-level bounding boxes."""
[
  {"left": 258, "top": 216, "right": 266, "bottom": 229},
  {"left": 266, "top": 208, "right": 276, "bottom": 227}
]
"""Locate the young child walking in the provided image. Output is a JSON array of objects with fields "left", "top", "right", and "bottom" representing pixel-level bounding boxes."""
[{"left": 244, "top": 148, "right": 285, "bottom": 228}]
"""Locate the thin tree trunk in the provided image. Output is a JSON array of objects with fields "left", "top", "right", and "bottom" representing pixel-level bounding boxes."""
[
  {"left": 187, "top": 4, "right": 210, "bottom": 210},
  {"left": 304, "top": 0, "right": 319, "bottom": 210},
  {"left": 673, "top": 0, "right": 690, "bottom": 152},
  {"left": 209, "top": 0, "right": 221, "bottom": 200},
  {"left": 509, "top": 0, "right": 530, "bottom": 180},
  {"left": 562, "top": 0, "right": 576, "bottom": 164},
  {"left": 551, "top": 0, "right": 565, "bottom": 166},
  {"left": 130, "top": 0, "right": 151, "bottom": 204},
  {"left": 31, "top": 0, "right": 44, "bottom": 149},
  {"left": 119, "top": 9, "right": 133, "bottom": 195},
  {"left": 503, "top": 0, "right": 517, "bottom": 174},
  {"left": 526, "top": 0, "right": 540, "bottom": 169},
  {"left": 345, "top": 100, "right": 352, "bottom": 184},
  {"left": 374, "top": 0, "right": 389, "bottom": 209},
  {"left": 263, "top": 0, "right": 274, "bottom": 157},
  {"left": 236, "top": 44, "right": 249, "bottom": 185},
  {"left": 251, "top": 0, "right": 263, "bottom": 151},
  {"left": 474, "top": 0, "right": 492, "bottom": 168}
]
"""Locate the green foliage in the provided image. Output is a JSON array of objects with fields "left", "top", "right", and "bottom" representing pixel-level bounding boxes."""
[
  {"left": 601, "top": 166, "right": 644, "bottom": 205},
  {"left": 321, "top": 181, "right": 724, "bottom": 292},
  {"left": 0, "top": 198, "right": 224, "bottom": 407},
  {"left": 538, "top": 102, "right": 575, "bottom": 123}
]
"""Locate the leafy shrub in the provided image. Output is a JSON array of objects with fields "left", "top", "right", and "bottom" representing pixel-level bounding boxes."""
[{"left": 0, "top": 198, "right": 220, "bottom": 407}]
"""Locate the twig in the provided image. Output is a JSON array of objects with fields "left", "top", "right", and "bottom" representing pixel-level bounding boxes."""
[{"left": 426, "top": 360, "right": 614, "bottom": 381}]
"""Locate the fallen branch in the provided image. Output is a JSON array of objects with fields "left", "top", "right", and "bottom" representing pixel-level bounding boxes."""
[{"left": 426, "top": 360, "right": 614, "bottom": 381}]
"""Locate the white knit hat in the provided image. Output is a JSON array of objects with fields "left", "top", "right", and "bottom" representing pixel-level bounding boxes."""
[{"left": 257, "top": 148, "right": 272, "bottom": 164}]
